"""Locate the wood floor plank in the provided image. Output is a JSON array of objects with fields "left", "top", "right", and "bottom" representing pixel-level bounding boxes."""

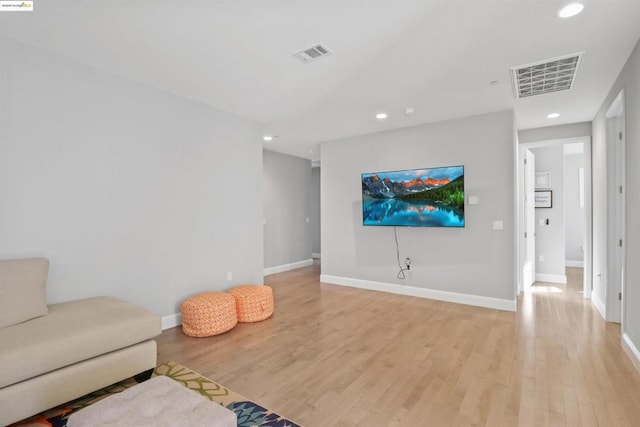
[{"left": 156, "top": 265, "right": 640, "bottom": 426}]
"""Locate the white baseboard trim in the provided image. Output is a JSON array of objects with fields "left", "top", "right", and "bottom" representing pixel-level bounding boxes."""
[
  {"left": 565, "top": 260, "right": 584, "bottom": 268},
  {"left": 319, "top": 274, "right": 516, "bottom": 312},
  {"left": 312, "top": 252, "right": 321, "bottom": 259},
  {"left": 535, "top": 273, "right": 567, "bottom": 284},
  {"left": 264, "top": 259, "right": 313, "bottom": 276},
  {"left": 622, "top": 333, "right": 640, "bottom": 373},
  {"left": 591, "top": 292, "right": 606, "bottom": 320},
  {"left": 162, "top": 313, "right": 182, "bottom": 330}
]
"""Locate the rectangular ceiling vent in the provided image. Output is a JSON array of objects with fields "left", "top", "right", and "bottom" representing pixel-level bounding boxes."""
[
  {"left": 293, "top": 43, "right": 332, "bottom": 63},
  {"left": 511, "top": 52, "right": 584, "bottom": 99}
]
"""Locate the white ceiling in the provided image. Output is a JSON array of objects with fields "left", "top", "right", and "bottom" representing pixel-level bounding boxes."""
[{"left": 2, "top": 1, "right": 639, "bottom": 161}]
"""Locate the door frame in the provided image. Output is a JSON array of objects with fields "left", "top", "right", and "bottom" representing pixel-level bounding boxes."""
[
  {"left": 516, "top": 136, "right": 592, "bottom": 298},
  {"left": 522, "top": 149, "right": 536, "bottom": 289},
  {"left": 605, "top": 90, "right": 625, "bottom": 324}
]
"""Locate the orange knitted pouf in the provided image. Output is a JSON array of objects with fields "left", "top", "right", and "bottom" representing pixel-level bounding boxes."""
[
  {"left": 180, "top": 292, "right": 237, "bottom": 337},
  {"left": 227, "top": 285, "right": 274, "bottom": 323}
]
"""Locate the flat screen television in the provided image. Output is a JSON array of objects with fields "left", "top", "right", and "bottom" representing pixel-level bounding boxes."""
[{"left": 361, "top": 165, "right": 464, "bottom": 227}]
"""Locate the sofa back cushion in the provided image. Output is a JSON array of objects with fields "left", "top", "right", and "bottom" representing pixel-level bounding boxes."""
[{"left": 0, "top": 258, "right": 49, "bottom": 328}]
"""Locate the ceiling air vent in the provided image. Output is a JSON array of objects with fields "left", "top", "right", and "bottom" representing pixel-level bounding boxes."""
[
  {"left": 293, "top": 43, "right": 332, "bottom": 63},
  {"left": 511, "top": 52, "right": 584, "bottom": 99}
]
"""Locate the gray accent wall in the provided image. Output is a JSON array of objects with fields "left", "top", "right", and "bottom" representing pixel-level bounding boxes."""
[
  {"left": 321, "top": 110, "right": 516, "bottom": 302},
  {"left": 263, "top": 150, "right": 312, "bottom": 269},
  {"left": 592, "top": 39, "right": 640, "bottom": 348},
  {"left": 0, "top": 38, "right": 264, "bottom": 318},
  {"left": 311, "top": 167, "right": 321, "bottom": 255}
]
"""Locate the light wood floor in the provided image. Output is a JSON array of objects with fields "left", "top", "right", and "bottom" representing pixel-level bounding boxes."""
[{"left": 157, "top": 264, "right": 640, "bottom": 426}]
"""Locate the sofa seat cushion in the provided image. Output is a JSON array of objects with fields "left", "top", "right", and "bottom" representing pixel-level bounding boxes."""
[{"left": 0, "top": 296, "right": 161, "bottom": 389}]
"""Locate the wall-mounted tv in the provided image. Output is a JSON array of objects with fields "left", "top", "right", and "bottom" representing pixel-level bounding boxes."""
[{"left": 362, "top": 165, "right": 464, "bottom": 227}]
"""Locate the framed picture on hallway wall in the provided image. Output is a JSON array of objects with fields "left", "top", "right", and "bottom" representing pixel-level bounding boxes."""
[
  {"left": 535, "top": 190, "right": 552, "bottom": 208},
  {"left": 535, "top": 171, "right": 551, "bottom": 189}
]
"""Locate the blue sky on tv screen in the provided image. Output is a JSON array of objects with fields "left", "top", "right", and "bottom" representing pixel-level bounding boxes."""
[{"left": 362, "top": 166, "right": 463, "bottom": 182}]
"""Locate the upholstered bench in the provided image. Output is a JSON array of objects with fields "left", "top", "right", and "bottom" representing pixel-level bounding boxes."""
[
  {"left": 227, "top": 285, "right": 274, "bottom": 323},
  {"left": 67, "top": 375, "right": 237, "bottom": 427},
  {"left": 180, "top": 292, "right": 237, "bottom": 337},
  {"left": 0, "top": 257, "right": 161, "bottom": 426}
]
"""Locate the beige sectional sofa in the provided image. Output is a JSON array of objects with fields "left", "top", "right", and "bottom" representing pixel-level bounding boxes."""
[{"left": 0, "top": 258, "right": 161, "bottom": 426}]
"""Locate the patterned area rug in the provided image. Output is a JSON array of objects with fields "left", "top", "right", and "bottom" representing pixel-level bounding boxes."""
[{"left": 11, "top": 361, "right": 301, "bottom": 427}]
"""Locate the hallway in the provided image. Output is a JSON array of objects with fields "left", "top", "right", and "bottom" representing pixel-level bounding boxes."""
[{"left": 520, "top": 267, "right": 638, "bottom": 425}]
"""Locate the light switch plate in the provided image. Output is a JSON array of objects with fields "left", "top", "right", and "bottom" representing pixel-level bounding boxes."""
[{"left": 493, "top": 221, "right": 504, "bottom": 230}]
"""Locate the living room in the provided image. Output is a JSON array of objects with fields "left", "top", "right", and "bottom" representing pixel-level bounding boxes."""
[{"left": 2, "top": 1, "right": 640, "bottom": 425}]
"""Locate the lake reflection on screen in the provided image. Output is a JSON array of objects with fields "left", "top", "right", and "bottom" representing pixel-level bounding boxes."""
[{"left": 363, "top": 199, "right": 464, "bottom": 227}]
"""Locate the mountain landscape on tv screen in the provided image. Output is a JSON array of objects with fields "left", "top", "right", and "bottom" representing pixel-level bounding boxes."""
[{"left": 361, "top": 166, "right": 464, "bottom": 227}]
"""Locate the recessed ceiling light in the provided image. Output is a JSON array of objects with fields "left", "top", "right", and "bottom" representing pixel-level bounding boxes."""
[
  {"left": 558, "top": 3, "right": 584, "bottom": 18},
  {"left": 547, "top": 113, "right": 560, "bottom": 119},
  {"left": 263, "top": 135, "right": 273, "bottom": 142},
  {"left": 376, "top": 113, "right": 388, "bottom": 120}
]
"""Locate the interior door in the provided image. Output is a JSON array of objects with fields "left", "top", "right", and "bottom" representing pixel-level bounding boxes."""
[
  {"left": 523, "top": 149, "right": 536, "bottom": 287},
  {"left": 605, "top": 91, "right": 625, "bottom": 323},
  {"left": 612, "top": 113, "right": 624, "bottom": 322}
]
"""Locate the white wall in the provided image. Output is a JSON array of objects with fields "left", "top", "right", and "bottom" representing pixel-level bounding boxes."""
[
  {"left": 263, "top": 150, "right": 312, "bottom": 270},
  {"left": 564, "top": 153, "right": 585, "bottom": 264},
  {"left": 531, "top": 145, "right": 566, "bottom": 282},
  {"left": 518, "top": 122, "right": 591, "bottom": 144},
  {"left": 311, "top": 167, "right": 321, "bottom": 256},
  {"left": 592, "top": 39, "right": 640, "bottom": 354},
  {"left": 0, "top": 38, "right": 264, "bottom": 320},
  {"left": 321, "top": 110, "right": 516, "bottom": 310}
]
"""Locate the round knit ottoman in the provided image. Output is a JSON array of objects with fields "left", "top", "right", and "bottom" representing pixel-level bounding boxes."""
[
  {"left": 227, "top": 285, "right": 274, "bottom": 323},
  {"left": 181, "top": 292, "right": 237, "bottom": 337}
]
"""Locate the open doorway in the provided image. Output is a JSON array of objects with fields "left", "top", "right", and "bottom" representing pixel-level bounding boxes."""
[
  {"left": 517, "top": 136, "right": 592, "bottom": 298},
  {"left": 563, "top": 142, "right": 586, "bottom": 271}
]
